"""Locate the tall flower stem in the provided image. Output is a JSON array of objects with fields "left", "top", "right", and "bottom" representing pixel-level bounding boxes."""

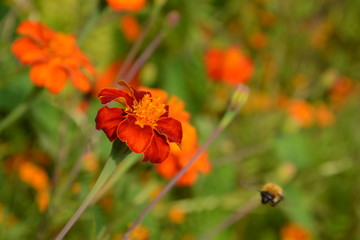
[
  {"left": 54, "top": 147, "right": 134, "bottom": 240},
  {"left": 121, "top": 11, "right": 180, "bottom": 83},
  {"left": 115, "top": 4, "right": 162, "bottom": 82},
  {"left": 120, "top": 84, "right": 250, "bottom": 240},
  {"left": 197, "top": 196, "right": 260, "bottom": 240},
  {"left": 0, "top": 87, "right": 42, "bottom": 133}
]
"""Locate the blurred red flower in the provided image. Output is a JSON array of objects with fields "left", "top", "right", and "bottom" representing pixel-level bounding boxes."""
[
  {"left": 205, "top": 46, "right": 254, "bottom": 86},
  {"left": 141, "top": 87, "right": 211, "bottom": 185},
  {"left": 120, "top": 15, "right": 141, "bottom": 42},
  {"left": 95, "top": 81, "right": 182, "bottom": 163},
  {"left": 11, "top": 21, "right": 95, "bottom": 94},
  {"left": 281, "top": 223, "right": 312, "bottom": 240},
  {"left": 286, "top": 99, "right": 314, "bottom": 127},
  {"left": 106, "top": 0, "right": 146, "bottom": 12}
]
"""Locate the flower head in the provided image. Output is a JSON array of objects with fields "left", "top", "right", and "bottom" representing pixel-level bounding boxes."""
[
  {"left": 96, "top": 81, "right": 182, "bottom": 163},
  {"left": 107, "top": 0, "right": 146, "bottom": 12},
  {"left": 205, "top": 46, "right": 253, "bottom": 86},
  {"left": 12, "top": 20, "right": 95, "bottom": 94},
  {"left": 140, "top": 87, "right": 211, "bottom": 185},
  {"left": 280, "top": 223, "right": 312, "bottom": 240},
  {"left": 120, "top": 15, "right": 141, "bottom": 42}
]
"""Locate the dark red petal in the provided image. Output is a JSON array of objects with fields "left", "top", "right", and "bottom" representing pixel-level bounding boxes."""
[
  {"left": 143, "top": 133, "right": 170, "bottom": 164},
  {"left": 98, "top": 88, "right": 133, "bottom": 107},
  {"left": 95, "top": 107, "right": 125, "bottom": 141},
  {"left": 118, "top": 80, "right": 148, "bottom": 102},
  {"left": 155, "top": 117, "right": 182, "bottom": 145},
  {"left": 160, "top": 105, "right": 169, "bottom": 118},
  {"left": 117, "top": 115, "right": 153, "bottom": 153},
  {"left": 133, "top": 89, "right": 148, "bottom": 102}
]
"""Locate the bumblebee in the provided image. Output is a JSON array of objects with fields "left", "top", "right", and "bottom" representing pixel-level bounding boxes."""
[{"left": 260, "top": 183, "right": 284, "bottom": 207}]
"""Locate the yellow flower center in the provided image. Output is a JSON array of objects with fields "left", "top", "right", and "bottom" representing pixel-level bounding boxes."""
[
  {"left": 47, "top": 33, "right": 76, "bottom": 59},
  {"left": 132, "top": 94, "right": 166, "bottom": 128}
]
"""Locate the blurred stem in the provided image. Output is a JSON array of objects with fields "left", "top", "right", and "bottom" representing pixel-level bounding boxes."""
[
  {"left": 0, "top": 87, "right": 42, "bottom": 134},
  {"left": 115, "top": 4, "right": 162, "bottom": 82},
  {"left": 78, "top": 5, "right": 110, "bottom": 45},
  {"left": 120, "top": 85, "right": 249, "bottom": 240},
  {"left": 197, "top": 196, "right": 260, "bottom": 240},
  {"left": 121, "top": 11, "right": 180, "bottom": 83},
  {"left": 93, "top": 154, "right": 138, "bottom": 203},
  {"left": 54, "top": 152, "right": 134, "bottom": 240},
  {"left": 122, "top": 31, "right": 166, "bottom": 82}
]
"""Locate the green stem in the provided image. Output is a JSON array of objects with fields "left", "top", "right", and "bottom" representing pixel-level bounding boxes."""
[
  {"left": 0, "top": 87, "right": 42, "bottom": 133},
  {"left": 54, "top": 152, "right": 133, "bottom": 240},
  {"left": 93, "top": 154, "right": 138, "bottom": 203}
]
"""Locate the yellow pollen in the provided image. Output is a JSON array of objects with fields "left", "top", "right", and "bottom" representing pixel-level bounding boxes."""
[
  {"left": 132, "top": 94, "right": 166, "bottom": 128},
  {"left": 132, "top": 94, "right": 166, "bottom": 127}
]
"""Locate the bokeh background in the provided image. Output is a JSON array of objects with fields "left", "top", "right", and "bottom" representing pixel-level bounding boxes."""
[{"left": 1, "top": 0, "right": 359, "bottom": 239}]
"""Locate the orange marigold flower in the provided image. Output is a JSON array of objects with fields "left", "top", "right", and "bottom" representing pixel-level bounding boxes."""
[
  {"left": 280, "top": 223, "right": 312, "bottom": 240},
  {"left": 11, "top": 20, "right": 95, "bottom": 94},
  {"left": 205, "top": 48, "right": 223, "bottom": 80},
  {"left": 168, "top": 206, "right": 186, "bottom": 224},
  {"left": 95, "top": 81, "right": 182, "bottom": 163},
  {"left": 139, "top": 88, "right": 210, "bottom": 185},
  {"left": 18, "top": 161, "right": 49, "bottom": 191},
  {"left": 205, "top": 46, "right": 254, "bottom": 86},
  {"left": 107, "top": 0, "right": 146, "bottom": 12},
  {"left": 315, "top": 104, "right": 335, "bottom": 126},
  {"left": 36, "top": 189, "right": 49, "bottom": 212},
  {"left": 287, "top": 99, "right": 314, "bottom": 127},
  {"left": 330, "top": 77, "right": 355, "bottom": 107},
  {"left": 156, "top": 122, "right": 210, "bottom": 185},
  {"left": 120, "top": 15, "right": 141, "bottom": 42}
]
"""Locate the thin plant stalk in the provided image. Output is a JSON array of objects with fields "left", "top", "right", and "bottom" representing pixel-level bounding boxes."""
[
  {"left": 121, "top": 11, "right": 180, "bottom": 83},
  {"left": 197, "top": 196, "right": 260, "bottom": 240},
  {"left": 115, "top": 5, "right": 162, "bottom": 82},
  {"left": 54, "top": 152, "right": 135, "bottom": 240},
  {"left": 120, "top": 84, "right": 250, "bottom": 240},
  {"left": 0, "top": 87, "right": 42, "bottom": 133}
]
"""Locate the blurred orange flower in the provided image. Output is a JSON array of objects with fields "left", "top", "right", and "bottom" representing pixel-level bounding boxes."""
[
  {"left": 287, "top": 100, "right": 314, "bottom": 127},
  {"left": 141, "top": 87, "right": 211, "bottom": 185},
  {"left": 120, "top": 15, "right": 141, "bottom": 42},
  {"left": 249, "top": 32, "right": 267, "bottom": 50},
  {"left": 114, "top": 225, "right": 149, "bottom": 240},
  {"left": 96, "top": 81, "right": 182, "bottom": 163},
  {"left": 330, "top": 77, "right": 355, "bottom": 107},
  {"left": 168, "top": 206, "right": 186, "bottom": 224},
  {"left": 107, "top": 0, "right": 146, "bottom": 12},
  {"left": 12, "top": 21, "right": 95, "bottom": 94},
  {"left": 205, "top": 46, "right": 253, "bottom": 86},
  {"left": 17, "top": 160, "right": 50, "bottom": 212},
  {"left": 315, "top": 104, "right": 335, "bottom": 126},
  {"left": 19, "top": 161, "right": 49, "bottom": 190},
  {"left": 280, "top": 223, "right": 312, "bottom": 240}
]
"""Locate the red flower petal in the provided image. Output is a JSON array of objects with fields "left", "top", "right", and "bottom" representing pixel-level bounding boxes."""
[
  {"left": 96, "top": 107, "right": 125, "bottom": 141},
  {"left": 155, "top": 117, "right": 182, "bottom": 145},
  {"left": 143, "top": 133, "right": 170, "bottom": 163},
  {"left": 98, "top": 88, "right": 133, "bottom": 107},
  {"left": 118, "top": 80, "right": 147, "bottom": 103},
  {"left": 117, "top": 115, "right": 153, "bottom": 153}
]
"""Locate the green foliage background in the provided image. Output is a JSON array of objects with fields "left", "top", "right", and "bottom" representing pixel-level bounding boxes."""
[{"left": 0, "top": 0, "right": 359, "bottom": 239}]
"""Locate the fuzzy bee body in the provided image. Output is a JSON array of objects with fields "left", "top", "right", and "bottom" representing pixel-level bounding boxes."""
[{"left": 260, "top": 183, "right": 284, "bottom": 207}]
